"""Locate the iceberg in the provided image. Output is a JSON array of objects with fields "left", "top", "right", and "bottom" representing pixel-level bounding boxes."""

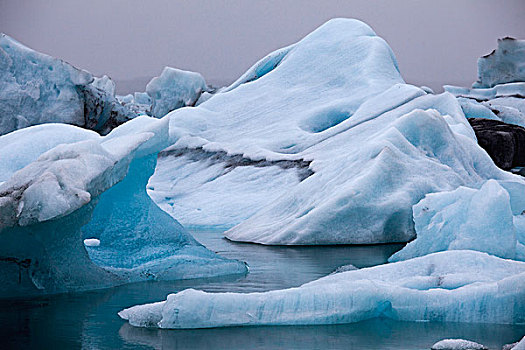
[
  {"left": 118, "top": 250, "right": 525, "bottom": 328},
  {"left": 0, "top": 34, "right": 137, "bottom": 136},
  {"left": 0, "top": 117, "right": 246, "bottom": 298},
  {"left": 146, "top": 67, "right": 208, "bottom": 118},
  {"left": 473, "top": 37, "right": 525, "bottom": 88},
  {"left": 149, "top": 18, "right": 524, "bottom": 245},
  {"left": 444, "top": 38, "right": 525, "bottom": 128},
  {"left": 389, "top": 179, "right": 525, "bottom": 262}
]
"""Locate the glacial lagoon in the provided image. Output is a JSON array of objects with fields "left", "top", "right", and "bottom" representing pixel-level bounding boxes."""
[{"left": 1, "top": 230, "right": 522, "bottom": 350}]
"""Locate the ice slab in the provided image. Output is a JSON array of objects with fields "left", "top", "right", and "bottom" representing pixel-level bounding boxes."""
[{"left": 119, "top": 250, "right": 525, "bottom": 328}]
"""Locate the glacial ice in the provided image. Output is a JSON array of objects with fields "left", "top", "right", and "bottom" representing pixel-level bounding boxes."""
[
  {"left": 390, "top": 179, "right": 525, "bottom": 262},
  {"left": 473, "top": 37, "right": 525, "bottom": 88},
  {"left": 445, "top": 84, "right": 525, "bottom": 128},
  {"left": 444, "top": 37, "right": 525, "bottom": 128},
  {"left": 0, "top": 117, "right": 246, "bottom": 298},
  {"left": 118, "top": 250, "right": 525, "bottom": 328},
  {"left": 0, "top": 33, "right": 136, "bottom": 135},
  {"left": 431, "top": 339, "right": 487, "bottom": 350},
  {"left": 146, "top": 67, "right": 207, "bottom": 118},
  {"left": 150, "top": 19, "right": 524, "bottom": 244}
]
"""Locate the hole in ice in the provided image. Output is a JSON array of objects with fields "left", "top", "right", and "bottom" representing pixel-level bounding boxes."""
[{"left": 301, "top": 108, "right": 353, "bottom": 133}]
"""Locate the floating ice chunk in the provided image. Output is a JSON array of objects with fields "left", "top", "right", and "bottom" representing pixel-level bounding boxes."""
[
  {"left": 473, "top": 37, "right": 525, "bottom": 88},
  {"left": 390, "top": 180, "right": 524, "bottom": 262},
  {"left": 146, "top": 67, "right": 207, "bottom": 118},
  {"left": 119, "top": 250, "right": 525, "bottom": 328},
  {"left": 431, "top": 339, "right": 487, "bottom": 350},
  {"left": 83, "top": 238, "right": 100, "bottom": 247}
]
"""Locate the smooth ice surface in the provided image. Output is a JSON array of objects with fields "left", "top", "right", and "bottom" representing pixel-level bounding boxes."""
[
  {"left": 83, "top": 238, "right": 100, "bottom": 247},
  {"left": 431, "top": 339, "right": 487, "bottom": 350},
  {"left": 148, "top": 18, "right": 524, "bottom": 245},
  {"left": 146, "top": 67, "right": 207, "bottom": 118},
  {"left": 0, "top": 117, "right": 246, "bottom": 298},
  {"left": 0, "top": 34, "right": 136, "bottom": 135},
  {"left": 473, "top": 38, "right": 525, "bottom": 88},
  {"left": 390, "top": 180, "right": 525, "bottom": 262},
  {"left": 119, "top": 250, "right": 525, "bottom": 328}
]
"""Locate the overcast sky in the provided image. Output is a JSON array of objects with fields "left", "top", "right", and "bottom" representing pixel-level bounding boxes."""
[{"left": 1, "top": 0, "right": 524, "bottom": 93}]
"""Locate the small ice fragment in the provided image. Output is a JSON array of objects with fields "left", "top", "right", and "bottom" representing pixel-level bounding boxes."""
[{"left": 84, "top": 238, "right": 100, "bottom": 247}]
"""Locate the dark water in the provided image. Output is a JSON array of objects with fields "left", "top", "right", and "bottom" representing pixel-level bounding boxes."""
[{"left": 0, "top": 230, "right": 523, "bottom": 349}]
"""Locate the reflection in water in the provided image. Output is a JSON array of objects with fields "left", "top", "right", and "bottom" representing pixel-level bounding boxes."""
[
  {"left": 0, "top": 230, "right": 523, "bottom": 349},
  {"left": 119, "top": 319, "right": 525, "bottom": 350}
]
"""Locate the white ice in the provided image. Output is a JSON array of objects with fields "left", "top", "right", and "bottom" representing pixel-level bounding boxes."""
[
  {"left": 431, "top": 339, "right": 487, "bottom": 350},
  {"left": 390, "top": 179, "right": 525, "bottom": 262},
  {"left": 150, "top": 18, "right": 523, "bottom": 244},
  {"left": 146, "top": 67, "right": 207, "bottom": 118}
]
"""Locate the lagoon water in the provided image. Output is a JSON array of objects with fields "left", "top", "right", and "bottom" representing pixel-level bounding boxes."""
[{"left": 1, "top": 230, "right": 523, "bottom": 349}]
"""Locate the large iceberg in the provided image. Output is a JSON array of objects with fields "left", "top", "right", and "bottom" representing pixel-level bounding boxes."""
[
  {"left": 119, "top": 250, "right": 525, "bottom": 328},
  {"left": 0, "top": 117, "right": 246, "bottom": 298},
  {"left": 149, "top": 18, "right": 524, "bottom": 245},
  {"left": 0, "top": 34, "right": 137, "bottom": 135}
]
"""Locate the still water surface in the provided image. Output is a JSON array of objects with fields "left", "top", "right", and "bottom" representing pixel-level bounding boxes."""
[{"left": 0, "top": 230, "right": 523, "bottom": 349}]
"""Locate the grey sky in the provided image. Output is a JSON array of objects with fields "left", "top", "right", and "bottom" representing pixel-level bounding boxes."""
[{"left": 1, "top": 0, "right": 524, "bottom": 93}]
